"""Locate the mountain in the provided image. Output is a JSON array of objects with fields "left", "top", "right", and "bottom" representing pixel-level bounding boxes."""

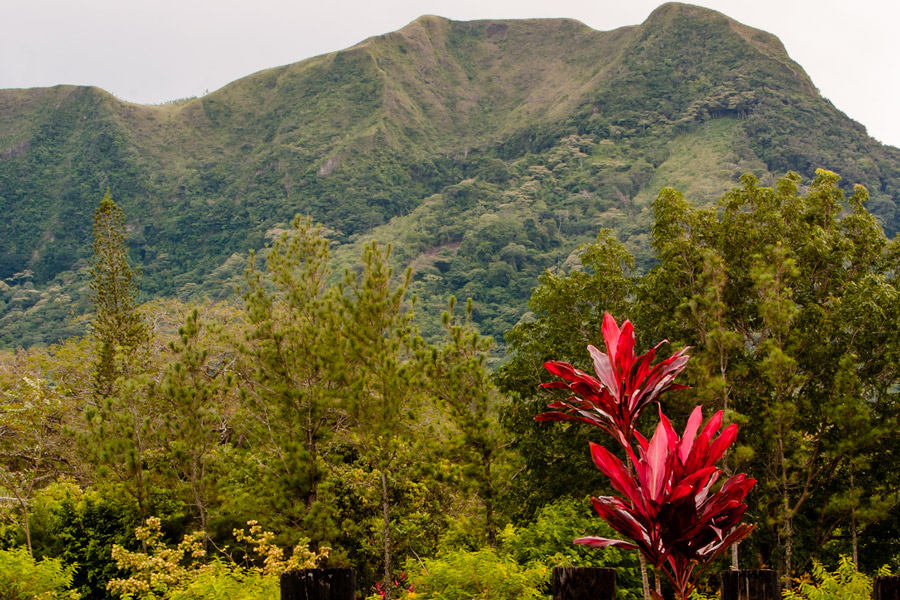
[{"left": 2, "top": 3, "right": 899, "bottom": 346}]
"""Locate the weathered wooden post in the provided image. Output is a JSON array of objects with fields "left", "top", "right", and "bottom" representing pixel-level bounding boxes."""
[
  {"left": 281, "top": 568, "right": 355, "bottom": 600},
  {"left": 720, "top": 569, "right": 779, "bottom": 600},
  {"left": 552, "top": 566, "right": 616, "bottom": 600},
  {"left": 874, "top": 576, "right": 900, "bottom": 600}
]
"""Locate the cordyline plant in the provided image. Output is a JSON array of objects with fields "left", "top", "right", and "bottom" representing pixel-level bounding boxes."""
[
  {"left": 577, "top": 406, "right": 755, "bottom": 599},
  {"left": 537, "top": 313, "right": 690, "bottom": 446},
  {"left": 538, "top": 314, "right": 755, "bottom": 600}
]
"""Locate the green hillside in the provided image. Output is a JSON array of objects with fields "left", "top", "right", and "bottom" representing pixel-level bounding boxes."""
[{"left": 2, "top": 2, "right": 899, "bottom": 346}]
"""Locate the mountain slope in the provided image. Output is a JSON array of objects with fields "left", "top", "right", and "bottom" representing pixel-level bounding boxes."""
[{"left": 1, "top": 3, "right": 899, "bottom": 346}]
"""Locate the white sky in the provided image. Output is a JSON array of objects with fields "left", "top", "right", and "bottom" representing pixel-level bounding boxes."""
[{"left": 2, "top": 0, "right": 898, "bottom": 149}]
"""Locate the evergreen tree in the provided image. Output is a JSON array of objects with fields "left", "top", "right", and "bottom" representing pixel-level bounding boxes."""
[
  {"left": 89, "top": 189, "right": 146, "bottom": 399},
  {"left": 335, "top": 242, "right": 421, "bottom": 600},
  {"left": 239, "top": 216, "right": 342, "bottom": 543},
  {"left": 156, "top": 308, "right": 230, "bottom": 533},
  {"left": 425, "top": 297, "right": 511, "bottom": 547},
  {"left": 85, "top": 190, "right": 154, "bottom": 516}
]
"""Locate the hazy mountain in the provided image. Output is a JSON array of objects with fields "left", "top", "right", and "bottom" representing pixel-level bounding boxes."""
[{"left": 2, "top": 2, "right": 899, "bottom": 346}]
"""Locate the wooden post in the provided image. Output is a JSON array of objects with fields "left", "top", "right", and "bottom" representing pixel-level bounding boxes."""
[
  {"left": 552, "top": 566, "right": 616, "bottom": 600},
  {"left": 874, "top": 576, "right": 900, "bottom": 600},
  {"left": 720, "top": 569, "right": 779, "bottom": 600},
  {"left": 281, "top": 568, "right": 355, "bottom": 600}
]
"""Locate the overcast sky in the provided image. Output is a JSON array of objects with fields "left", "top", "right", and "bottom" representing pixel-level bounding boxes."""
[{"left": 2, "top": 0, "right": 898, "bottom": 148}]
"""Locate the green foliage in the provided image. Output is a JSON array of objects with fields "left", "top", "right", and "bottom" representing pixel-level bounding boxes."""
[
  {"left": 496, "top": 231, "right": 635, "bottom": 518},
  {"left": 90, "top": 189, "right": 147, "bottom": 398},
  {"left": 166, "top": 565, "right": 276, "bottom": 600},
  {"left": 0, "top": 547, "right": 80, "bottom": 599},
  {"left": 28, "top": 482, "right": 142, "bottom": 600},
  {"left": 500, "top": 498, "right": 642, "bottom": 600},
  {"left": 782, "top": 556, "right": 887, "bottom": 600},
  {"left": 238, "top": 215, "right": 340, "bottom": 541},
  {"left": 407, "top": 548, "right": 548, "bottom": 600},
  {"left": 155, "top": 308, "right": 229, "bottom": 532},
  {"left": 640, "top": 171, "right": 900, "bottom": 576},
  {"left": 424, "top": 297, "right": 512, "bottom": 546}
]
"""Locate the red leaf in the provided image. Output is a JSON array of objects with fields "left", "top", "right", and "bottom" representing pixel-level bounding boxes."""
[
  {"left": 679, "top": 406, "right": 703, "bottom": 463},
  {"left": 574, "top": 536, "right": 638, "bottom": 550}
]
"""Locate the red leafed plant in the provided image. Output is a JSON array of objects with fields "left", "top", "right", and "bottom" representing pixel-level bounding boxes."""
[
  {"left": 575, "top": 405, "right": 755, "bottom": 599},
  {"left": 537, "top": 313, "right": 690, "bottom": 446},
  {"left": 538, "top": 313, "right": 755, "bottom": 600}
]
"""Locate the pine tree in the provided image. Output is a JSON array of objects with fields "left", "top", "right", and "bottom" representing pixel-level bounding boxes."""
[
  {"left": 240, "top": 216, "right": 342, "bottom": 541},
  {"left": 90, "top": 189, "right": 147, "bottom": 399},
  {"left": 335, "top": 242, "right": 421, "bottom": 600},
  {"left": 85, "top": 190, "right": 154, "bottom": 516},
  {"left": 157, "top": 308, "right": 229, "bottom": 533},
  {"left": 425, "top": 297, "right": 509, "bottom": 547}
]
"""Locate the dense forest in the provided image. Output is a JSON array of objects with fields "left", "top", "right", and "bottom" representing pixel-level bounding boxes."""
[
  {"left": 2, "top": 169, "right": 899, "bottom": 599},
  {"left": 2, "top": 4, "right": 900, "bottom": 348}
]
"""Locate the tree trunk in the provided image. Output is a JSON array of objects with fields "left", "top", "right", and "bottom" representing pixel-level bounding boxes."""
[
  {"left": 381, "top": 469, "right": 393, "bottom": 600},
  {"left": 307, "top": 409, "right": 318, "bottom": 510},
  {"left": 627, "top": 457, "right": 651, "bottom": 600},
  {"left": 850, "top": 463, "right": 858, "bottom": 569},
  {"left": 482, "top": 450, "right": 496, "bottom": 547},
  {"left": 777, "top": 418, "right": 792, "bottom": 589},
  {"left": 638, "top": 555, "right": 651, "bottom": 600},
  {"left": 21, "top": 498, "right": 32, "bottom": 559}
]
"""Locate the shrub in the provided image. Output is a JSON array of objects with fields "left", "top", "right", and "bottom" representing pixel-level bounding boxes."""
[
  {"left": 406, "top": 548, "right": 547, "bottom": 600},
  {"left": 783, "top": 555, "right": 889, "bottom": 600},
  {"left": 0, "top": 547, "right": 81, "bottom": 599}
]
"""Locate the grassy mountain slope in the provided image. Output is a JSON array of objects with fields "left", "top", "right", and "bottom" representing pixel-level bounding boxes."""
[{"left": 1, "top": 3, "right": 899, "bottom": 346}]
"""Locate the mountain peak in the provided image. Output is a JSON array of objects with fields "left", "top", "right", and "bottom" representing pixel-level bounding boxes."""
[{"left": 2, "top": 5, "right": 899, "bottom": 347}]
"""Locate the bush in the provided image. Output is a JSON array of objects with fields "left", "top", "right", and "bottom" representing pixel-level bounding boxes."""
[
  {"left": 407, "top": 548, "right": 548, "bottom": 600},
  {"left": 783, "top": 555, "right": 889, "bottom": 600},
  {"left": 167, "top": 563, "right": 276, "bottom": 600},
  {"left": 501, "top": 497, "right": 642, "bottom": 600},
  {"left": 28, "top": 482, "right": 141, "bottom": 600},
  {"left": 0, "top": 547, "right": 81, "bottom": 599},
  {"left": 407, "top": 498, "right": 643, "bottom": 600}
]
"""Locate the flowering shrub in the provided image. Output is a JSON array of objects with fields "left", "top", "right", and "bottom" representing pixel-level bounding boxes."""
[{"left": 107, "top": 517, "right": 328, "bottom": 600}]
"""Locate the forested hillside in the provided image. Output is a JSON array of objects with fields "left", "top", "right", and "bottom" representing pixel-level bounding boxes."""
[{"left": 2, "top": 3, "right": 900, "bottom": 346}]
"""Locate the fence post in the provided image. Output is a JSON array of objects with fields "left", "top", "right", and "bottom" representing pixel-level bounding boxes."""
[
  {"left": 281, "top": 568, "right": 355, "bottom": 600},
  {"left": 552, "top": 566, "right": 616, "bottom": 600},
  {"left": 874, "top": 576, "right": 900, "bottom": 600},
  {"left": 720, "top": 569, "right": 779, "bottom": 600}
]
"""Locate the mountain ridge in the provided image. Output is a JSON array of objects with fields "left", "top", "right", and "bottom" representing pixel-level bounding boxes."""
[{"left": 1, "top": 3, "right": 899, "bottom": 346}]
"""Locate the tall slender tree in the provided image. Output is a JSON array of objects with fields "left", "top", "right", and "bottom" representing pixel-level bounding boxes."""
[
  {"left": 89, "top": 189, "right": 147, "bottom": 399},
  {"left": 156, "top": 308, "right": 230, "bottom": 533},
  {"left": 85, "top": 190, "right": 154, "bottom": 516},
  {"left": 240, "top": 216, "right": 344, "bottom": 541},
  {"left": 425, "top": 297, "right": 510, "bottom": 547},
  {"left": 335, "top": 242, "right": 421, "bottom": 600}
]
